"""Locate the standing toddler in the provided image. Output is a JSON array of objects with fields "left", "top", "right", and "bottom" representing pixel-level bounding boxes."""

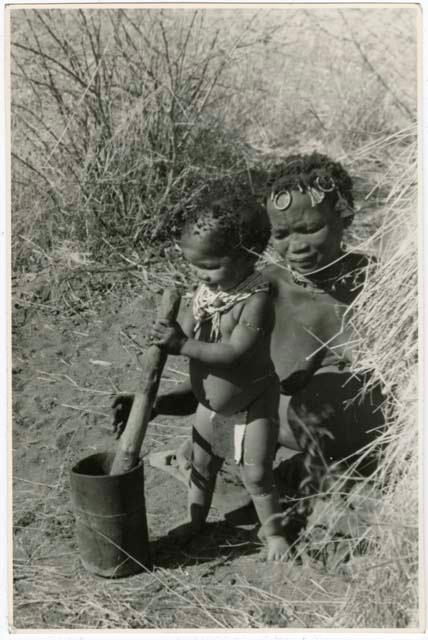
[{"left": 150, "top": 182, "right": 288, "bottom": 560}]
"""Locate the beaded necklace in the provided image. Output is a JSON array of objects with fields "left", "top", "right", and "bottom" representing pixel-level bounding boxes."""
[
  {"left": 193, "top": 271, "right": 270, "bottom": 340},
  {"left": 287, "top": 256, "right": 351, "bottom": 294}
]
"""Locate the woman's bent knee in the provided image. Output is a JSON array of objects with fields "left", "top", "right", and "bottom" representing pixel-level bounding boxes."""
[{"left": 278, "top": 394, "right": 301, "bottom": 451}]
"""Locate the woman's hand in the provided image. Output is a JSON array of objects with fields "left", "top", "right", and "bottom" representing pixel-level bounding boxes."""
[
  {"left": 111, "top": 392, "right": 159, "bottom": 439},
  {"left": 150, "top": 319, "right": 188, "bottom": 355},
  {"left": 111, "top": 393, "right": 134, "bottom": 439}
]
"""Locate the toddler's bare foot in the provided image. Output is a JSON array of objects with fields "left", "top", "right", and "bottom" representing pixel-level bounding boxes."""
[{"left": 266, "top": 535, "right": 289, "bottom": 561}]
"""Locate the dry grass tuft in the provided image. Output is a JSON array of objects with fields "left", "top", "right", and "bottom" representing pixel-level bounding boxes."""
[{"left": 298, "top": 128, "right": 420, "bottom": 629}]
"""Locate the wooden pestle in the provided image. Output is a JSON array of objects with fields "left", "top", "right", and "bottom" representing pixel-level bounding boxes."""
[{"left": 110, "top": 288, "right": 181, "bottom": 475}]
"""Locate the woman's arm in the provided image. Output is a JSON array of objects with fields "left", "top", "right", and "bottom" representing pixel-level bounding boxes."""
[
  {"left": 111, "top": 378, "right": 197, "bottom": 438},
  {"left": 154, "top": 378, "right": 198, "bottom": 415},
  {"left": 112, "top": 301, "right": 198, "bottom": 436}
]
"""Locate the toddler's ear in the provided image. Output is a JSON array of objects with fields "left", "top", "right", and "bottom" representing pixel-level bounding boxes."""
[{"left": 174, "top": 243, "right": 183, "bottom": 253}]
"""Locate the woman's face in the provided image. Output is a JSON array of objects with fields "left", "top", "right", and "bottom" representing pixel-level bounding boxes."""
[{"left": 266, "top": 191, "right": 344, "bottom": 275}]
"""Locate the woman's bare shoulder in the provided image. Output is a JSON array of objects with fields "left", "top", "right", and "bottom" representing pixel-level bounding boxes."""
[{"left": 261, "top": 263, "right": 291, "bottom": 285}]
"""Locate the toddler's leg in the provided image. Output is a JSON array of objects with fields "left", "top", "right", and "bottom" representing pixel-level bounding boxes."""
[
  {"left": 169, "top": 404, "right": 222, "bottom": 541},
  {"left": 241, "top": 383, "right": 289, "bottom": 561}
]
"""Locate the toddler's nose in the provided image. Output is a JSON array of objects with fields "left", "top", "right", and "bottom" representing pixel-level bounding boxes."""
[
  {"left": 195, "top": 271, "right": 210, "bottom": 284},
  {"left": 192, "top": 266, "right": 204, "bottom": 279}
]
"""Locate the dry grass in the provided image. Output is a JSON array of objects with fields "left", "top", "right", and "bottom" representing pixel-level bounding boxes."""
[
  {"left": 290, "top": 129, "right": 420, "bottom": 628},
  {"left": 329, "top": 131, "right": 420, "bottom": 628},
  {"left": 11, "top": 7, "right": 417, "bottom": 270}
]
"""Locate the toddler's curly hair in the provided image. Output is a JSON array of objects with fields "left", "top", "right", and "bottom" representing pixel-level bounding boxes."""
[
  {"left": 268, "top": 152, "right": 354, "bottom": 223},
  {"left": 182, "top": 176, "right": 271, "bottom": 258}
]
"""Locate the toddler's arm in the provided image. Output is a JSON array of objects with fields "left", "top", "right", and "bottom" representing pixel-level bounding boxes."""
[
  {"left": 152, "top": 300, "right": 197, "bottom": 414},
  {"left": 151, "top": 292, "right": 273, "bottom": 367}
]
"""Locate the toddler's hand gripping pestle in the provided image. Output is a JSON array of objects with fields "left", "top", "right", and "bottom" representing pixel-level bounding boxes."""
[{"left": 110, "top": 288, "right": 181, "bottom": 476}]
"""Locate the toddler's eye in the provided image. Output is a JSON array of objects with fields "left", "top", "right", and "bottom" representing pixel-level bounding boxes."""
[
  {"left": 191, "top": 263, "right": 220, "bottom": 271},
  {"left": 204, "top": 264, "right": 221, "bottom": 271}
]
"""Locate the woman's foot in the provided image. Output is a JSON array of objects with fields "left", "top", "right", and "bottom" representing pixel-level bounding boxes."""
[
  {"left": 176, "top": 439, "right": 192, "bottom": 472},
  {"left": 149, "top": 448, "right": 191, "bottom": 486}
]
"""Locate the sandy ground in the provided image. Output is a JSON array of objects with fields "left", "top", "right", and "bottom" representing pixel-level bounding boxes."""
[{"left": 11, "top": 286, "right": 353, "bottom": 630}]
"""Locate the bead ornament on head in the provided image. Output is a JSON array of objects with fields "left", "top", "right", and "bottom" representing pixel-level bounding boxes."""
[
  {"left": 193, "top": 272, "right": 270, "bottom": 340},
  {"left": 270, "top": 175, "right": 354, "bottom": 219}
]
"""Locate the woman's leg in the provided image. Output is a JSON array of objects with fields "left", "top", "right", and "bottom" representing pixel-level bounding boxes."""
[
  {"left": 283, "top": 369, "right": 386, "bottom": 526},
  {"left": 288, "top": 369, "right": 385, "bottom": 464},
  {"left": 240, "top": 383, "right": 289, "bottom": 560},
  {"left": 277, "top": 394, "right": 301, "bottom": 451}
]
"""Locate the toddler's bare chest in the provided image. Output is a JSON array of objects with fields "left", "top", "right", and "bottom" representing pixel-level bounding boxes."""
[{"left": 195, "top": 303, "right": 244, "bottom": 341}]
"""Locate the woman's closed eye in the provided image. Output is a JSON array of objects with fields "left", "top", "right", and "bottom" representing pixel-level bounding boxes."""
[
  {"left": 274, "top": 225, "right": 324, "bottom": 238},
  {"left": 304, "top": 224, "right": 325, "bottom": 233},
  {"left": 273, "top": 229, "right": 290, "bottom": 240}
]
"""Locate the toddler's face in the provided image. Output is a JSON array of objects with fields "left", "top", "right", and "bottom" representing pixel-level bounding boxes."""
[
  {"left": 181, "top": 232, "right": 252, "bottom": 292},
  {"left": 266, "top": 191, "right": 343, "bottom": 274}
]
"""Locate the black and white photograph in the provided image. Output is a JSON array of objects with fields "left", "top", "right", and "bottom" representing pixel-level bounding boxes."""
[{"left": 7, "top": 3, "right": 422, "bottom": 632}]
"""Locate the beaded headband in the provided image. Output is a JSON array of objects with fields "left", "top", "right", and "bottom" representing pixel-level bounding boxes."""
[{"left": 270, "top": 176, "right": 354, "bottom": 219}]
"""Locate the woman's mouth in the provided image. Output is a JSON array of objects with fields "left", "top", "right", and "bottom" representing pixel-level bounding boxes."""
[{"left": 288, "top": 256, "right": 316, "bottom": 268}]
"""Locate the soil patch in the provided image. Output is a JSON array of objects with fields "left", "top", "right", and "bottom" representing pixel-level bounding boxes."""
[{"left": 12, "top": 288, "right": 353, "bottom": 630}]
